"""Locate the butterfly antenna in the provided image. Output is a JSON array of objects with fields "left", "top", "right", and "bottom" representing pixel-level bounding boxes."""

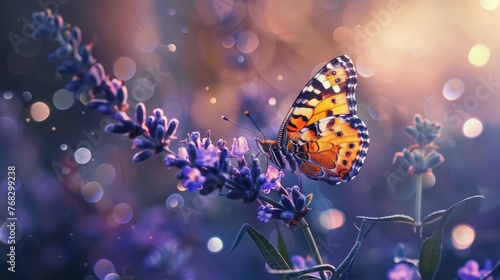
[
  {"left": 221, "top": 115, "right": 264, "bottom": 138},
  {"left": 244, "top": 111, "right": 267, "bottom": 139}
]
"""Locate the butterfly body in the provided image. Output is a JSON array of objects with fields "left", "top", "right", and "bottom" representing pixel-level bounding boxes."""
[{"left": 257, "top": 55, "right": 369, "bottom": 185}]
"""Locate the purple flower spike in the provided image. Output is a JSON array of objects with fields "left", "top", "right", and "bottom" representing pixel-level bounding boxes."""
[
  {"left": 135, "top": 103, "right": 146, "bottom": 126},
  {"left": 86, "top": 63, "right": 106, "bottom": 87},
  {"left": 133, "top": 150, "right": 154, "bottom": 162}
]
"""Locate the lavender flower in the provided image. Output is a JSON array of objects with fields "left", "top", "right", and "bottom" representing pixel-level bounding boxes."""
[
  {"left": 457, "top": 260, "right": 493, "bottom": 280},
  {"left": 387, "top": 263, "right": 416, "bottom": 280},
  {"left": 393, "top": 114, "right": 444, "bottom": 174},
  {"left": 404, "top": 114, "right": 441, "bottom": 147},
  {"left": 31, "top": 9, "right": 129, "bottom": 115},
  {"left": 257, "top": 185, "right": 312, "bottom": 227},
  {"left": 165, "top": 131, "right": 229, "bottom": 195}
]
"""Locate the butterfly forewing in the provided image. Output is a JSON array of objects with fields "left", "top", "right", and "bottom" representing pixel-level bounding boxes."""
[{"left": 275, "top": 55, "right": 369, "bottom": 185}]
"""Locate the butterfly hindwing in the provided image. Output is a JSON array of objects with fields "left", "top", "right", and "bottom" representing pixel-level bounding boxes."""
[{"left": 291, "top": 115, "right": 369, "bottom": 184}]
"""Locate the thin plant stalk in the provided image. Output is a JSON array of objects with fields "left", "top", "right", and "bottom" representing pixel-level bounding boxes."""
[
  {"left": 299, "top": 218, "right": 328, "bottom": 280},
  {"left": 415, "top": 173, "right": 423, "bottom": 248}
]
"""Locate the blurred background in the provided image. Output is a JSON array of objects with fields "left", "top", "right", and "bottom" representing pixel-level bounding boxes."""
[{"left": 1, "top": 0, "right": 500, "bottom": 279}]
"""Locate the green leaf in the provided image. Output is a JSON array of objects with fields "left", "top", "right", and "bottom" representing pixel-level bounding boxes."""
[
  {"left": 422, "top": 210, "right": 446, "bottom": 226},
  {"left": 355, "top": 214, "right": 415, "bottom": 226},
  {"left": 419, "top": 195, "right": 485, "bottom": 280},
  {"left": 268, "top": 264, "right": 335, "bottom": 280},
  {"left": 335, "top": 219, "right": 377, "bottom": 279},
  {"left": 230, "top": 223, "right": 291, "bottom": 271},
  {"left": 276, "top": 223, "right": 293, "bottom": 268}
]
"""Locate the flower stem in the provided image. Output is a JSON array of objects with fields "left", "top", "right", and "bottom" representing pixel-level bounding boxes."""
[
  {"left": 415, "top": 173, "right": 423, "bottom": 248},
  {"left": 299, "top": 218, "right": 328, "bottom": 280}
]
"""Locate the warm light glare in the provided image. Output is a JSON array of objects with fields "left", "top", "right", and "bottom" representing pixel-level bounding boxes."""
[
  {"left": 210, "top": 97, "right": 217, "bottom": 104},
  {"left": 480, "top": 0, "right": 499, "bottom": 10},
  {"left": 319, "top": 208, "right": 345, "bottom": 230},
  {"left": 30, "top": 102, "right": 50, "bottom": 122},
  {"left": 452, "top": 224, "right": 476, "bottom": 250},
  {"left": 443, "top": 78, "right": 465, "bottom": 101},
  {"left": 207, "top": 237, "right": 223, "bottom": 253},
  {"left": 468, "top": 44, "right": 490, "bottom": 67},
  {"left": 463, "top": 118, "right": 483, "bottom": 138},
  {"left": 268, "top": 97, "right": 276, "bottom": 106},
  {"left": 167, "top": 43, "right": 177, "bottom": 52}
]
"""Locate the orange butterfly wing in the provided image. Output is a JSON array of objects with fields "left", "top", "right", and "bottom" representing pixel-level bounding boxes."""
[{"left": 277, "top": 55, "right": 369, "bottom": 185}]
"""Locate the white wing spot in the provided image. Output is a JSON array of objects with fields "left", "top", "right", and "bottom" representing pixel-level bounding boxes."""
[
  {"left": 322, "top": 80, "right": 331, "bottom": 89},
  {"left": 332, "top": 85, "right": 341, "bottom": 93}
]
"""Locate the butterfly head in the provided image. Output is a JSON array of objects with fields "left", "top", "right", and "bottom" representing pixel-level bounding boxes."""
[{"left": 255, "top": 139, "right": 283, "bottom": 168}]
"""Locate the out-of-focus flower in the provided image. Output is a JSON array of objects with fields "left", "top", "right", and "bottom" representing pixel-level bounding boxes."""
[
  {"left": 31, "top": 9, "right": 129, "bottom": 116},
  {"left": 387, "top": 263, "right": 416, "bottom": 280},
  {"left": 393, "top": 146, "right": 444, "bottom": 174},
  {"left": 404, "top": 114, "right": 441, "bottom": 147},
  {"left": 291, "top": 254, "right": 317, "bottom": 276},
  {"left": 393, "top": 114, "right": 444, "bottom": 174},
  {"left": 257, "top": 185, "right": 312, "bottom": 226},
  {"left": 457, "top": 259, "right": 493, "bottom": 280}
]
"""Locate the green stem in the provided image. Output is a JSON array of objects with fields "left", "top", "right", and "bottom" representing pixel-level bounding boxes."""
[
  {"left": 415, "top": 173, "right": 423, "bottom": 248},
  {"left": 299, "top": 218, "right": 328, "bottom": 280}
]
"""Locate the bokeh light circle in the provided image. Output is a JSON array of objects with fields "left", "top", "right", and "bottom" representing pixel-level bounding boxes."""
[
  {"left": 207, "top": 237, "right": 223, "bottom": 253},
  {"left": 221, "top": 35, "right": 235, "bottom": 48},
  {"left": 111, "top": 203, "right": 134, "bottom": 224},
  {"left": 463, "top": 118, "right": 483, "bottom": 138},
  {"left": 480, "top": 0, "right": 499, "bottom": 11},
  {"left": 452, "top": 224, "right": 475, "bottom": 250},
  {"left": 22, "top": 91, "right": 32, "bottom": 101},
  {"left": 103, "top": 273, "right": 120, "bottom": 280},
  {"left": 53, "top": 89, "right": 75, "bottom": 110},
  {"left": 0, "top": 221, "right": 23, "bottom": 244},
  {"left": 130, "top": 78, "right": 155, "bottom": 102},
  {"left": 166, "top": 193, "right": 184, "bottom": 209},
  {"left": 30, "top": 102, "right": 50, "bottom": 122},
  {"left": 236, "top": 31, "right": 260, "bottom": 53},
  {"left": 113, "top": 57, "right": 136, "bottom": 81},
  {"left": 468, "top": 44, "right": 490, "bottom": 67},
  {"left": 93, "top": 164, "right": 116, "bottom": 186},
  {"left": 94, "top": 259, "right": 115, "bottom": 280},
  {"left": 74, "top": 147, "right": 92, "bottom": 164},
  {"left": 319, "top": 208, "right": 345, "bottom": 230},
  {"left": 442, "top": 78, "right": 465, "bottom": 101},
  {"left": 135, "top": 28, "right": 159, "bottom": 53},
  {"left": 81, "top": 181, "right": 104, "bottom": 203}
]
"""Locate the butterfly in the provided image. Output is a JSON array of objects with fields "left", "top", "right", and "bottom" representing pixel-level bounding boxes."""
[{"left": 256, "top": 55, "right": 369, "bottom": 185}]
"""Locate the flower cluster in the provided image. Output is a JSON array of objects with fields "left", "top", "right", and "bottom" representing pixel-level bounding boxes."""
[
  {"left": 32, "top": 9, "right": 128, "bottom": 114},
  {"left": 258, "top": 185, "right": 312, "bottom": 226},
  {"left": 387, "top": 263, "right": 417, "bottom": 280},
  {"left": 31, "top": 8, "right": 313, "bottom": 224},
  {"left": 393, "top": 114, "right": 445, "bottom": 174},
  {"left": 165, "top": 131, "right": 229, "bottom": 195},
  {"left": 457, "top": 260, "right": 493, "bottom": 280}
]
